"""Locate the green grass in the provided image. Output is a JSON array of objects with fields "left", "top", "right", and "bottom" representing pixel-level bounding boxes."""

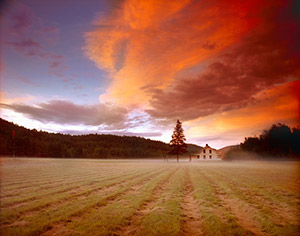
[
  {"left": 189, "top": 166, "right": 255, "bottom": 236},
  {"left": 200, "top": 164, "right": 300, "bottom": 236},
  {"left": 68, "top": 166, "right": 178, "bottom": 235},
  {"left": 1, "top": 167, "right": 168, "bottom": 235},
  {"left": 134, "top": 167, "right": 184, "bottom": 236},
  {"left": 0, "top": 158, "right": 299, "bottom": 236}
]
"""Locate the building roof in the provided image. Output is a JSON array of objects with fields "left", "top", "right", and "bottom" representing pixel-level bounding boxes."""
[{"left": 201, "top": 144, "right": 217, "bottom": 151}]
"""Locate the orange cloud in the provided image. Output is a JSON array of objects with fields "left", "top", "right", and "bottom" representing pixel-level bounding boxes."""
[
  {"left": 291, "top": 79, "right": 300, "bottom": 121},
  {"left": 85, "top": 0, "right": 261, "bottom": 105},
  {"left": 85, "top": 0, "right": 299, "bottom": 147},
  {"left": 185, "top": 81, "right": 299, "bottom": 147},
  {"left": 217, "top": 82, "right": 299, "bottom": 130}
]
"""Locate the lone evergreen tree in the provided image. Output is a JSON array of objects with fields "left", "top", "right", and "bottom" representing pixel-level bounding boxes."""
[{"left": 170, "top": 119, "right": 187, "bottom": 162}]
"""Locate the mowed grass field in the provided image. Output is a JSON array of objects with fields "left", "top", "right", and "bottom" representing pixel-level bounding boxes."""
[{"left": 0, "top": 158, "right": 299, "bottom": 236}]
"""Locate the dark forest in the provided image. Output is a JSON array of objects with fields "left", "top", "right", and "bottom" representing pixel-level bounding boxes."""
[{"left": 0, "top": 118, "right": 201, "bottom": 158}]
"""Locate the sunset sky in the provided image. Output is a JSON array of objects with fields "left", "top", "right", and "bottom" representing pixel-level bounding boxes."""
[{"left": 1, "top": 0, "right": 299, "bottom": 149}]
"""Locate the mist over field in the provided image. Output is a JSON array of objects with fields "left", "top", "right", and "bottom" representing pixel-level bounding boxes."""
[{"left": 1, "top": 158, "right": 299, "bottom": 236}]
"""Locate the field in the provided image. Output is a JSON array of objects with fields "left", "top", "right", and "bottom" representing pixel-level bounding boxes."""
[{"left": 0, "top": 158, "right": 299, "bottom": 236}]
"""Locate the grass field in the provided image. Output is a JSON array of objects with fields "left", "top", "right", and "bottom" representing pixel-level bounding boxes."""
[{"left": 0, "top": 158, "right": 299, "bottom": 236}]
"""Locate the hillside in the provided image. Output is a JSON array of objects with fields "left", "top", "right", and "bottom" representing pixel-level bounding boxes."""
[
  {"left": 218, "top": 145, "right": 240, "bottom": 156},
  {"left": 0, "top": 118, "right": 201, "bottom": 158}
]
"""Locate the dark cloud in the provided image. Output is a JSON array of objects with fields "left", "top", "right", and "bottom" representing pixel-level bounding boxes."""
[
  {"left": 0, "top": 100, "right": 128, "bottom": 127},
  {"left": 146, "top": 1, "right": 300, "bottom": 121}
]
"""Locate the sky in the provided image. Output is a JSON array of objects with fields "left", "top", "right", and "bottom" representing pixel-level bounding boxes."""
[{"left": 0, "top": 0, "right": 299, "bottom": 149}]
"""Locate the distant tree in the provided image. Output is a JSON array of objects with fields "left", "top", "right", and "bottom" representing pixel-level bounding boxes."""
[
  {"left": 291, "top": 127, "right": 300, "bottom": 155},
  {"left": 169, "top": 119, "right": 187, "bottom": 162},
  {"left": 240, "top": 123, "right": 300, "bottom": 159}
]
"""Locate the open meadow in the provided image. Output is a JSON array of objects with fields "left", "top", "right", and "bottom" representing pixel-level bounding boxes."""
[{"left": 0, "top": 158, "right": 299, "bottom": 236}]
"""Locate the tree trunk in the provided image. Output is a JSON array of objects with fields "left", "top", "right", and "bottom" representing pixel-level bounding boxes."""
[{"left": 177, "top": 154, "right": 179, "bottom": 162}]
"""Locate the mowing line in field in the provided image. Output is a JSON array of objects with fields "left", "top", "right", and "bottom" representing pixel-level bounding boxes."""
[
  {"left": 2, "top": 160, "right": 299, "bottom": 236},
  {"left": 110, "top": 166, "right": 180, "bottom": 236},
  {"left": 0, "top": 166, "right": 171, "bottom": 236},
  {"left": 1, "top": 167, "right": 135, "bottom": 194},
  {"left": 199, "top": 169, "right": 268, "bottom": 236},
  {"left": 0, "top": 170, "right": 80, "bottom": 188},
  {"left": 203, "top": 167, "right": 300, "bottom": 225},
  {"left": 52, "top": 166, "right": 180, "bottom": 236},
  {"left": 190, "top": 166, "right": 256, "bottom": 236},
  {"left": 31, "top": 166, "right": 171, "bottom": 236},
  {"left": 1, "top": 161, "right": 143, "bottom": 190},
  {"left": 203, "top": 164, "right": 299, "bottom": 204},
  {"left": 129, "top": 167, "right": 185, "bottom": 236},
  {"left": 1, "top": 168, "right": 155, "bottom": 234},
  {"left": 0, "top": 171, "right": 114, "bottom": 195},
  {"left": 180, "top": 166, "right": 204, "bottom": 236},
  {"left": 201, "top": 168, "right": 300, "bottom": 236},
  {"left": 0, "top": 172, "right": 120, "bottom": 202},
  {"left": 0, "top": 169, "right": 137, "bottom": 206},
  {"left": 1, "top": 167, "right": 153, "bottom": 208},
  {"left": 0, "top": 166, "right": 165, "bottom": 225}
]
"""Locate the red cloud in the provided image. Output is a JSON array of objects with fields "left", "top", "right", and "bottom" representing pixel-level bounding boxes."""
[
  {"left": 291, "top": 80, "right": 300, "bottom": 121},
  {"left": 146, "top": 0, "right": 300, "bottom": 121},
  {"left": 85, "top": 0, "right": 262, "bottom": 104}
]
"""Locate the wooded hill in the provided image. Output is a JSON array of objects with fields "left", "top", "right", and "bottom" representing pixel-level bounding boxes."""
[{"left": 0, "top": 118, "right": 201, "bottom": 158}]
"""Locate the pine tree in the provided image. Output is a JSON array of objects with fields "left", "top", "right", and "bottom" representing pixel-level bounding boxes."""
[{"left": 170, "top": 119, "right": 187, "bottom": 162}]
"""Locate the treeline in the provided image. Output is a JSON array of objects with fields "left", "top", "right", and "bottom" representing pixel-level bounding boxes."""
[
  {"left": 0, "top": 118, "right": 201, "bottom": 158},
  {"left": 224, "top": 123, "right": 300, "bottom": 160}
]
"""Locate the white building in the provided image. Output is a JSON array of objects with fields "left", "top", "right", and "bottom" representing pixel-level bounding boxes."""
[{"left": 195, "top": 144, "right": 222, "bottom": 160}]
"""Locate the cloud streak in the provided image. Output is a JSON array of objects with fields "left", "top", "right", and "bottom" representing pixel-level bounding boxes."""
[
  {"left": 3, "top": 2, "right": 66, "bottom": 77},
  {"left": 0, "top": 100, "right": 128, "bottom": 127}
]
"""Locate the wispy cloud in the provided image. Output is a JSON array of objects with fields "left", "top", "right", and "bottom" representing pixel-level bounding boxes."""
[
  {"left": 3, "top": 2, "right": 66, "bottom": 77},
  {"left": 16, "top": 76, "right": 40, "bottom": 87},
  {"left": 0, "top": 100, "right": 128, "bottom": 127}
]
